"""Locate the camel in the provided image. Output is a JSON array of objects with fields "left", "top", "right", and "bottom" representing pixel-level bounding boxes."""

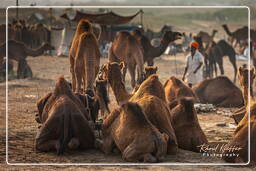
[
  {"left": 207, "top": 40, "right": 238, "bottom": 82},
  {"left": 222, "top": 24, "right": 250, "bottom": 47},
  {"left": 132, "top": 66, "right": 158, "bottom": 93},
  {"left": 35, "top": 76, "right": 95, "bottom": 155},
  {"left": 0, "top": 24, "right": 15, "bottom": 45},
  {"left": 108, "top": 31, "right": 144, "bottom": 88},
  {"left": 96, "top": 102, "right": 168, "bottom": 162},
  {"left": 145, "top": 24, "right": 172, "bottom": 40},
  {"left": 169, "top": 97, "right": 208, "bottom": 152},
  {"left": 197, "top": 29, "right": 218, "bottom": 45},
  {"left": 131, "top": 29, "right": 182, "bottom": 66},
  {"left": 0, "top": 40, "right": 54, "bottom": 79},
  {"left": 102, "top": 62, "right": 178, "bottom": 154},
  {"left": 70, "top": 19, "right": 100, "bottom": 94},
  {"left": 163, "top": 76, "right": 199, "bottom": 105},
  {"left": 193, "top": 76, "right": 244, "bottom": 107},
  {"left": 233, "top": 66, "right": 255, "bottom": 124},
  {"left": 223, "top": 100, "right": 256, "bottom": 163}
]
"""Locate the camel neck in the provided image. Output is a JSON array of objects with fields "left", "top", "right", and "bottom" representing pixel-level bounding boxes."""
[
  {"left": 151, "top": 38, "right": 169, "bottom": 58},
  {"left": 242, "top": 85, "right": 254, "bottom": 106},
  {"left": 109, "top": 79, "right": 131, "bottom": 105}
]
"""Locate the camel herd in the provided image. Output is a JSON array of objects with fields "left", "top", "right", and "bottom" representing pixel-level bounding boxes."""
[{"left": 31, "top": 19, "right": 256, "bottom": 164}]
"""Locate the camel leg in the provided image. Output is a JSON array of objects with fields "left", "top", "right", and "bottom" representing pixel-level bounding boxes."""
[
  {"left": 122, "top": 64, "right": 127, "bottom": 83},
  {"left": 70, "top": 57, "right": 76, "bottom": 92},
  {"left": 95, "top": 136, "right": 114, "bottom": 154},
  {"left": 122, "top": 141, "right": 157, "bottom": 163},
  {"left": 228, "top": 55, "right": 237, "bottom": 83},
  {"left": 216, "top": 59, "right": 224, "bottom": 75},
  {"left": 74, "top": 60, "right": 83, "bottom": 93},
  {"left": 68, "top": 137, "right": 80, "bottom": 150},
  {"left": 128, "top": 63, "right": 136, "bottom": 88}
]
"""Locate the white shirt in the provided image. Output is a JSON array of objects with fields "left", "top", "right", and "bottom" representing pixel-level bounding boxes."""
[{"left": 185, "top": 51, "right": 204, "bottom": 84}]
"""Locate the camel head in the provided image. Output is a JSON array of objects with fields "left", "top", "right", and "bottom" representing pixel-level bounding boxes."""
[
  {"left": 238, "top": 65, "right": 255, "bottom": 88},
  {"left": 162, "top": 31, "right": 182, "bottom": 43},
  {"left": 76, "top": 19, "right": 93, "bottom": 34},
  {"left": 101, "top": 62, "right": 125, "bottom": 85},
  {"left": 144, "top": 66, "right": 158, "bottom": 79},
  {"left": 41, "top": 42, "right": 55, "bottom": 51}
]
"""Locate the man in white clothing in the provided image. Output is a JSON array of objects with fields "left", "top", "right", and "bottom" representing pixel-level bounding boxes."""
[{"left": 182, "top": 41, "right": 204, "bottom": 88}]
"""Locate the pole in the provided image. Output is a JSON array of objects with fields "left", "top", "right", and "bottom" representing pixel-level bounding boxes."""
[
  {"left": 16, "top": 0, "right": 19, "bottom": 20},
  {"left": 140, "top": 9, "right": 144, "bottom": 29}
]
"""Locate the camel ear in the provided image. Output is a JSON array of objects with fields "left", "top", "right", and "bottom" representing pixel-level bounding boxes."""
[{"left": 119, "top": 62, "right": 125, "bottom": 70}]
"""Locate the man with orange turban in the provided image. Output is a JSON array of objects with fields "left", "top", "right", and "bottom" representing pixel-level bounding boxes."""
[{"left": 182, "top": 41, "right": 204, "bottom": 87}]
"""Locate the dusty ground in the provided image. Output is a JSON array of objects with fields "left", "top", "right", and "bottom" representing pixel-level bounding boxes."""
[{"left": 0, "top": 53, "right": 254, "bottom": 170}]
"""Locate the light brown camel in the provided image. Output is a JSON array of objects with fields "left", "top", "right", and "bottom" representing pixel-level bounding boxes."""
[
  {"left": 222, "top": 100, "right": 256, "bottom": 163},
  {"left": 102, "top": 62, "right": 178, "bottom": 154},
  {"left": 197, "top": 29, "right": 218, "bottom": 45},
  {"left": 164, "top": 76, "right": 199, "bottom": 105},
  {"left": 192, "top": 76, "right": 244, "bottom": 107},
  {"left": 70, "top": 19, "right": 100, "bottom": 94},
  {"left": 131, "top": 29, "right": 182, "bottom": 66},
  {"left": 95, "top": 102, "right": 168, "bottom": 162},
  {"left": 222, "top": 24, "right": 249, "bottom": 47},
  {"left": 169, "top": 97, "right": 208, "bottom": 152},
  {"left": 35, "top": 76, "right": 95, "bottom": 155},
  {"left": 108, "top": 31, "right": 144, "bottom": 88},
  {"left": 0, "top": 40, "right": 54, "bottom": 78},
  {"left": 233, "top": 66, "right": 255, "bottom": 124}
]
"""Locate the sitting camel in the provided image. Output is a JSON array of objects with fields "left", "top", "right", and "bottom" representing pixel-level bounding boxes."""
[
  {"left": 0, "top": 40, "right": 54, "bottom": 78},
  {"left": 192, "top": 76, "right": 244, "bottom": 107},
  {"left": 35, "top": 76, "right": 95, "bottom": 155},
  {"left": 70, "top": 20, "right": 100, "bottom": 95},
  {"left": 131, "top": 29, "right": 182, "bottom": 66},
  {"left": 169, "top": 97, "right": 208, "bottom": 152},
  {"left": 108, "top": 31, "right": 144, "bottom": 88},
  {"left": 223, "top": 101, "right": 256, "bottom": 163},
  {"left": 233, "top": 66, "right": 255, "bottom": 124},
  {"left": 164, "top": 76, "right": 199, "bottom": 105},
  {"left": 96, "top": 102, "right": 168, "bottom": 162},
  {"left": 102, "top": 62, "right": 178, "bottom": 154}
]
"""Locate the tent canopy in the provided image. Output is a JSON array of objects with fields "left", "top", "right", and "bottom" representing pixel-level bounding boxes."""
[{"left": 60, "top": 10, "right": 142, "bottom": 25}]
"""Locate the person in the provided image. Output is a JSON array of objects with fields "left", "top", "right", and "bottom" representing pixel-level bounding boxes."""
[{"left": 182, "top": 41, "right": 204, "bottom": 88}]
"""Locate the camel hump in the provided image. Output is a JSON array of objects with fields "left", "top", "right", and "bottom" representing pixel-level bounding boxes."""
[
  {"left": 122, "top": 102, "right": 148, "bottom": 125},
  {"left": 54, "top": 75, "right": 72, "bottom": 96},
  {"left": 170, "top": 76, "right": 182, "bottom": 86}
]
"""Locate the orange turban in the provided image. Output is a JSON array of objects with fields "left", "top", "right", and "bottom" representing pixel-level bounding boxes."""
[{"left": 190, "top": 41, "right": 199, "bottom": 49}]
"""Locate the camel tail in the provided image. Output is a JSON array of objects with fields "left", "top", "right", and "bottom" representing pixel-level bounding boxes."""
[
  {"left": 222, "top": 24, "right": 233, "bottom": 37},
  {"left": 57, "top": 112, "right": 72, "bottom": 155}
]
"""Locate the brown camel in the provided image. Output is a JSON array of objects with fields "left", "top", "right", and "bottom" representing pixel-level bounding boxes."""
[
  {"left": 108, "top": 31, "right": 144, "bottom": 88},
  {"left": 169, "top": 97, "right": 208, "bottom": 152},
  {"left": 35, "top": 76, "right": 95, "bottom": 155},
  {"left": 233, "top": 66, "right": 255, "bottom": 124},
  {"left": 131, "top": 29, "right": 181, "bottom": 66},
  {"left": 145, "top": 24, "right": 172, "bottom": 40},
  {"left": 96, "top": 102, "right": 168, "bottom": 162},
  {"left": 222, "top": 24, "right": 250, "bottom": 47},
  {"left": 197, "top": 29, "right": 218, "bottom": 45},
  {"left": 164, "top": 76, "right": 199, "bottom": 105},
  {"left": 95, "top": 79, "right": 110, "bottom": 119},
  {"left": 132, "top": 66, "right": 158, "bottom": 93},
  {"left": 192, "top": 76, "right": 244, "bottom": 107},
  {"left": 222, "top": 100, "right": 256, "bottom": 163},
  {"left": 70, "top": 19, "right": 100, "bottom": 94},
  {"left": 102, "top": 62, "right": 178, "bottom": 154},
  {"left": 0, "top": 40, "right": 54, "bottom": 78}
]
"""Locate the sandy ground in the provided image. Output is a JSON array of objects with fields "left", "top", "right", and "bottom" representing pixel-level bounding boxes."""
[{"left": 0, "top": 53, "right": 254, "bottom": 170}]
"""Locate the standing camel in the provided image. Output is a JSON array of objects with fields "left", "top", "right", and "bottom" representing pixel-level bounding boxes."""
[
  {"left": 207, "top": 40, "right": 238, "bottom": 82},
  {"left": 0, "top": 40, "right": 54, "bottom": 78},
  {"left": 131, "top": 29, "right": 181, "bottom": 66},
  {"left": 70, "top": 19, "right": 100, "bottom": 95},
  {"left": 108, "top": 31, "right": 144, "bottom": 88}
]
